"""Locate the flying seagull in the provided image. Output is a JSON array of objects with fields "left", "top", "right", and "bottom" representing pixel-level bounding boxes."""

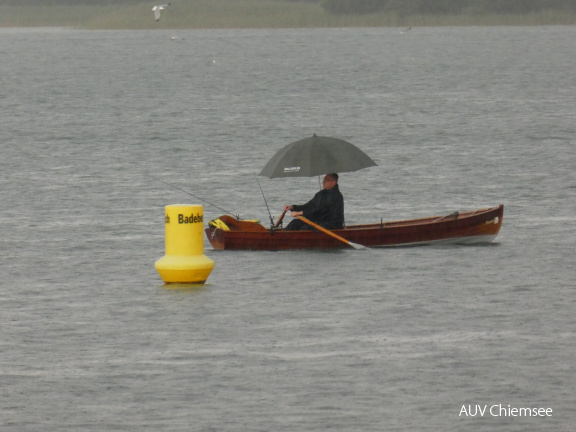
[
  {"left": 152, "top": 3, "right": 171, "bottom": 21},
  {"left": 399, "top": 27, "right": 412, "bottom": 34}
]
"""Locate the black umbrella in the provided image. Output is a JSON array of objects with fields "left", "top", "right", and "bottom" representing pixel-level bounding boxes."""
[{"left": 259, "top": 134, "right": 377, "bottom": 178}]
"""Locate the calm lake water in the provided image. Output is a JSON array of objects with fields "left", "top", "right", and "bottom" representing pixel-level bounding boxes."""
[{"left": 1, "top": 26, "right": 575, "bottom": 431}]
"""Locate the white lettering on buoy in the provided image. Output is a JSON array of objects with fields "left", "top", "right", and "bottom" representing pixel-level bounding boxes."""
[{"left": 178, "top": 213, "right": 204, "bottom": 224}]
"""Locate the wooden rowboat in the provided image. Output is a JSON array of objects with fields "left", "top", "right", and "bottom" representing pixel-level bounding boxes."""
[{"left": 205, "top": 204, "right": 504, "bottom": 251}]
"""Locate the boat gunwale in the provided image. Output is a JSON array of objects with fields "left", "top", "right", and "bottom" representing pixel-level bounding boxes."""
[{"left": 340, "top": 205, "right": 500, "bottom": 231}]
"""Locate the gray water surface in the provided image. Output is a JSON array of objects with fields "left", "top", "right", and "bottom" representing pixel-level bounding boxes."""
[{"left": 1, "top": 26, "right": 575, "bottom": 431}]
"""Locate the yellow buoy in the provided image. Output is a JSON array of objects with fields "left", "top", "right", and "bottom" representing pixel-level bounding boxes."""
[{"left": 155, "top": 204, "right": 215, "bottom": 284}]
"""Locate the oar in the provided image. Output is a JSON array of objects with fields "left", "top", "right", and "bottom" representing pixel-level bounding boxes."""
[
  {"left": 297, "top": 216, "right": 367, "bottom": 250},
  {"left": 274, "top": 208, "right": 288, "bottom": 228}
]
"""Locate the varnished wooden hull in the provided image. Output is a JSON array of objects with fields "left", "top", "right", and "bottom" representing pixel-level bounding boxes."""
[{"left": 205, "top": 205, "right": 504, "bottom": 251}]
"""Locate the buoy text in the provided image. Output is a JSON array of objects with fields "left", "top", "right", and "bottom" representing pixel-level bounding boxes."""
[{"left": 178, "top": 213, "right": 203, "bottom": 224}]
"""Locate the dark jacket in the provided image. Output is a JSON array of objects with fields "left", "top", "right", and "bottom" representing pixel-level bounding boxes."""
[{"left": 293, "top": 184, "right": 344, "bottom": 229}]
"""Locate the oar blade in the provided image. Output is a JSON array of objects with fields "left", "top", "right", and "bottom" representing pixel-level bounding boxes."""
[{"left": 349, "top": 241, "right": 368, "bottom": 250}]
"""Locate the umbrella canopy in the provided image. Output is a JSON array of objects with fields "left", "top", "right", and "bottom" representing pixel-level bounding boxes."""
[{"left": 259, "top": 134, "right": 377, "bottom": 178}]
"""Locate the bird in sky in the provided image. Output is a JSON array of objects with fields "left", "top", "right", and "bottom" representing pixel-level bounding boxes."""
[{"left": 152, "top": 4, "right": 171, "bottom": 22}]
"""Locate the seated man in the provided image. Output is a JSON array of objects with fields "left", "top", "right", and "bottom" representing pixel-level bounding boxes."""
[{"left": 284, "top": 173, "right": 344, "bottom": 231}]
